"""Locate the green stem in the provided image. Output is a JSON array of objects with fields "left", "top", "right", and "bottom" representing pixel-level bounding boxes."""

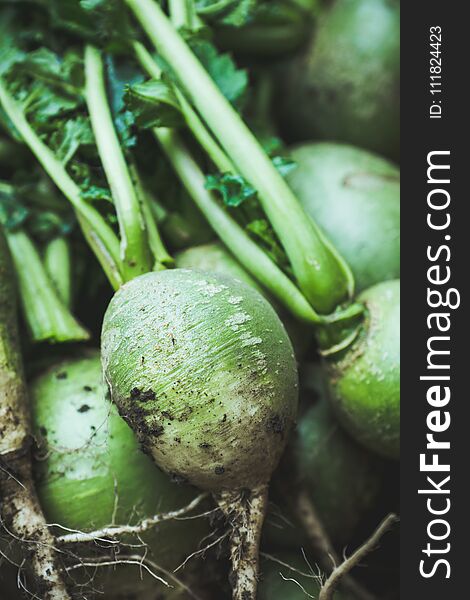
[
  {"left": 168, "top": 0, "right": 198, "bottom": 29},
  {"left": 129, "top": 163, "right": 174, "bottom": 269},
  {"left": 0, "top": 79, "right": 123, "bottom": 290},
  {"left": 155, "top": 127, "right": 320, "bottom": 324},
  {"left": 6, "top": 230, "right": 89, "bottom": 343},
  {"left": 43, "top": 237, "right": 72, "bottom": 308},
  {"left": 133, "top": 41, "right": 234, "bottom": 173},
  {"left": 126, "top": 0, "right": 353, "bottom": 314},
  {"left": 84, "top": 45, "right": 151, "bottom": 281}
]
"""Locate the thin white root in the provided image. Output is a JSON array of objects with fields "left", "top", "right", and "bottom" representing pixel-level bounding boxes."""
[
  {"left": 56, "top": 492, "right": 209, "bottom": 544},
  {"left": 216, "top": 484, "right": 268, "bottom": 600},
  {"left": 294, "top": 487, "right": 377, "bottom": 600},
  {"left": 319, "top": 513, "right": 399, "bottom": 600}
]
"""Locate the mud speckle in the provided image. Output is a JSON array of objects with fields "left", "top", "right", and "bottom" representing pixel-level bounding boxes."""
[
  {"left": 130, "top": 387, "right": 156, "bottom": 402},
  {"left": 149, "top": 424, "right": 165, "bottom": 437},
  {"left": 265, "top": 414, "right": 284, "bottom": 435}
]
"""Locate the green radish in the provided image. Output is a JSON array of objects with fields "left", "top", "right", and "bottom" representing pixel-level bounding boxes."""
[
  {"left": 326, "top": 279, "right": 400, "bottom": 459},
  {"left": 264, "top": 367, "right": 381, "bottom": 550},
  {"left": 175, "top": 242, "right": 310, "bottom": 356},
  {"left": 102, "top": 268, "right": 299, "bottom": 600},
  {"left": 292, "top": 385, "right": 382, "bottom": 542},
  {"left": 31, "top": 352, "right": 208, "bottom": 598},
  {"left": 286, "top": 143, "right": 400, "bottom": 292},
  {"left": 278, "top": 0, "right": 400, "bottom": 158}
]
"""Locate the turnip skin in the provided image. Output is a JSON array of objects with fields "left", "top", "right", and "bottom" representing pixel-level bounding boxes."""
[
  {"left": 286, "top": 143, "right": 400, "bottom": 292},
  {"left": 278, "top": 0, "right": 400, "bottom": 158},
  {"left": 31, "top": 352, "right": 207, "bottom": 574},
  {"left": 264, "top": 370, "right": 381, "bottom": 550},
  {"left": 102, "top": 268, "right": 298, "bottom": 492},
  {"left": 292, "top": 393, "right": 382, "bottom": 542},
  {"left": 175, "top": 242, "right": 310, "bottom": 357},
  {"left": 326, "top": 280, "right": 400, "bottom": 459}
]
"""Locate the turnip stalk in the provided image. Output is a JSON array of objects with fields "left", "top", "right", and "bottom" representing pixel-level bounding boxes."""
[
  {"left": 0, "top": 80, "right": 123, "bottom": 290},
  {"left": 6, "top": 230, "right": 89, "bottom": 343},
  {"left": 84, "top": 45, "right": 151, "bottom": 281},
  {"left": 102, "top": 268, "right": 299, "bottom": 599},
  {"left": 125, "top": 0, "right": 354, "bottom": 315},
  {"left": 0, "top": 228, "right": 71, "bottom": 600},
  {"left": 43, "top": 237, "right": 72, "bottom": 308},
  {"left": 133, "top": 41, "right": 235, "bottom": 174},
  {"left": 286, "top": 143, "right": 400, "bottom": 292},
  {"left": 129, "top": 162, "right": 174, "bottom": 270}
]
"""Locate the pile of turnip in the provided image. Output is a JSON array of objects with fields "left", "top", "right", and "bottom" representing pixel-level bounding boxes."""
[{"left": 0, "top": 1, "right": 400, "bottom": 599}]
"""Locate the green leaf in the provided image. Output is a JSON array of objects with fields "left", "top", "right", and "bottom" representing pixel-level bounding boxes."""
[
  {"left": 190, "top": 40, "right": 248, "bottom": 109},
  {"left": 205, "top": 172, "right": 256, "bottom": 207},
  {"left": 48, "top": 116, "right": 95, "bottom": 165},
  {"left": 80, "top": 185, "right": 113, "bottom": 203},
  {"left": 124, "top": 79, "right": 184, "bottom": 129},
  {"left": 205, "top": 156, "right": 295, "bottom": 207}
]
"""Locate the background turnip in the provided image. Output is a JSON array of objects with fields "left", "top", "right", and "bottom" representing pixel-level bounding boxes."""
[
  {"left": 175, "top": 242, "right": 310, "bottom": 357},
  {"left": 326, "top": 280, "right": 400, "bottom": 459},
  {"left": 286, "top": 142, "right": 400, "bottom": 292},
  {"left": 277, "top": 0, "right": 400, "bottom": 159},
  {"left": 102, "top": 268, "right": 299, "bottom": 599},
  {"left": 31, "top": 352, "right": 209, "bottom": 598}
]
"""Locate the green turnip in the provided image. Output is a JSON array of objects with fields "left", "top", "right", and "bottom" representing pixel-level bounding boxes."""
[
  {"left": 263, "top": 365, "right": 381, "bottom": 560},
  {"left": 175, "top": 242, "right": 310, "bottom": 356},
  {"left": 326, "top": 280, "right": 400, "bottom": 459},
  {"left": 286, "top": 143, "right": 400, "bottom": 292},
  {"left": 31, "top": 352, "right": 209, "bottom": 598},
  {"left": 102, "top": 268, "right": 299, "bottom": 600},
  {"left": 278, "top": 0, "right": 400, "bottom": 158}
]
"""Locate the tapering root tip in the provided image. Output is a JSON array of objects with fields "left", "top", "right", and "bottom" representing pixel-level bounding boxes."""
[{"left": 215, "top": 484, "right": 269, "bottom": 600}]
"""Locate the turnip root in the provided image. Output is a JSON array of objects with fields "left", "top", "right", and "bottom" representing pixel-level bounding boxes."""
[
  {"left": 0, "top": 228, "right": 71, "bottom": 600},
  {"left": 102, "top": 268, "right": 299, "bottom": 599}
]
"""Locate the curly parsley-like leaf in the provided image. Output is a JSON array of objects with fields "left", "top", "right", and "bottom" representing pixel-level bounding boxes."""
[
  {"left": 124, "top": 79, "right": 184, "bottom": 129},
  {"left": 205, "top": 155, "right": 296, "bottom": 207},
  {"left": 190, "top": 40, "right": 248, "bottom": 109}
]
